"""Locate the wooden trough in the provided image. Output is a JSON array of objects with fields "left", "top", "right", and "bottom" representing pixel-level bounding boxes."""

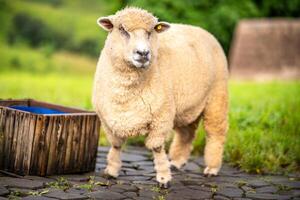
[{"left": 0, "top": 99, "right": 100, "bottom": 176}]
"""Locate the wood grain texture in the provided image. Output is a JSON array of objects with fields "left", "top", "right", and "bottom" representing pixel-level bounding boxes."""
[{"left": 0, "top": 99, "right": 100, "bottom": 176}]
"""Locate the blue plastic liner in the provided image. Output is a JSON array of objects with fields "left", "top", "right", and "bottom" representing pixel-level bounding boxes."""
[{"left": 9, "top": 105, "right": 66, "bottom": 114}]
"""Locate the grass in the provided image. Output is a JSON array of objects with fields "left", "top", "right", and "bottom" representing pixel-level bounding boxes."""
[
  {"left": 0, "top": 42, "right": 97, "bottom": 75},
  {"left": 0, "top": 71, "right": 94, "bottom": 110},
  {"left": 1, "top": 70, "right": 299, "bottom": 174}
]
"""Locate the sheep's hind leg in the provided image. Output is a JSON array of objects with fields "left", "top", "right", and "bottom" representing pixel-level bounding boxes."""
[
  {"left": 146, "top": 133, "right": 171, "bottom": 188},
  {"left": 203, "top": 85, "right": 228, "bottom": 176},
  {"left": 104, "top": 133, "right": 125, "bottom": 178},
  {"left": 169, "top": 118, "right": 200, "bottom": 169}
]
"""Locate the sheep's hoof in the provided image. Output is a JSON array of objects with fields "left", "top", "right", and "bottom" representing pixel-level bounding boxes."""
[
  {"left": 102, "top": 173, "right": 117, "bottom": 179},
  {"left": 103, "top": 167, "right": 119, "bottom": 179},
  {"left": 156, "top": 171, "right": 171, "bottom": 189},
  {"left": 158, "top": 182, "right": 170, "bottom": 189},
  {"left": 170, "top": 164, "right": 185, "bottom": 172},
  {"left": 203, "top": 166, "right": 219, "bottom": 177},
  {"left": 170, "top": 159, "right": 186, "bottom": 169}
]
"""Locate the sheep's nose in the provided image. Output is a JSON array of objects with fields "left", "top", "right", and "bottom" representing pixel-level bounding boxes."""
[{"left": 135, "top": 49, "right": 150, "bottom": 57}]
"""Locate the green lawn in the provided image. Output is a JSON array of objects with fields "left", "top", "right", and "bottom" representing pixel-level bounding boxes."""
[{"left": 0, "top": 72, "right": 299, "bottom": 174}]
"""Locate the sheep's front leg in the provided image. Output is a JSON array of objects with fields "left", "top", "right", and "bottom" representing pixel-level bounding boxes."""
[
  {"left": 146, "top": 133, "right": 171, "bottom": 188},
  {"left": 104, "top": 133, "right": 125, "bottom": 178}
]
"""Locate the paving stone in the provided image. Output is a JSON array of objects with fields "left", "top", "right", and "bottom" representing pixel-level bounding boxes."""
[
  {"left": 22, "top": 196, "right": 57, "bottom": 200},
  {"left": 118, "top": 175, "right": 150, "bottom": 181},
  {"left": 193, "top": 157, "right": 205, "bottom": 167},
  {"left": 182, "top": 162, "right": 200, "bottom": 172},
  {"left": 168, "top": 188, "right": 212, "bottom": 199},
  {"left": 44, "top": 189, "right": 88, "bottom": 200},
  {"left": 265, "top": 176, "right": 290, "bottom": 184},
  {"left": 24, "top": 176, "right": 55, "bottom": 183},
  {"left": 0, "top": 186, "right": 9, "bottom": 196},
  {"left": 66, "top": 187, "right": 89, "bottom": 195},
  {"left": 131, "top": 161, "right": 154, "bottom": 166},
  {"left": 214, "top": 195, "right": 230, "bottom": 200},
  {"left": 8, "top": 187, "right": 33, "bottom": 195},
  {"left": 138, "top": 189, "right": 159, "bottom": 199},
  {"left": 247, "top": 179, "right": 270, "bottom": 188},
  {"left": 209, "top": 176, "right": 246, "bottom": 184},
  {"left": 246, "top": 193, "right": 292, "bottom": 200},
  {"left": 121, "top": 167, "right": 138, "bottom": 172},
  {"left": 186, "top": 173, "right": 205, "bottom": 179},
  {"left": 0, "top": 177, "right": 44, "bottom": 190},
  {"left": 167, "top": 193, "right": 188, "bottom": 200},
  {"left": 124, "top": 146, "right": 151, "bottom": 156},
  {"left": 136, "top": 165, "right": 154, "bottom": 171},
  {"left": 95, "top": 163, "right": 106, "bottom": 172},
  {"left": 135, "top": 197, "right": 153, "bottom": 200},
  {"left": 87, "top": 190, "right": 125, "bottom": 200},
  {"left": 255, "top": 185, "right": 278, "bottom": 193},
  {"left": 290, "top": 189, "right": 300, "bottom": 197},
  {"left": 124, "top": 170, "right": 147, "bottom": 176},
  {"left": 241, "top": 185, "right": 256, "bottom": 193},
  {"left": 121, "top": 152, "right": 148, "bottom": 162},
  {"left": 111, "top": 184, "right": 137, "bottom": 192},
  {"left": 50, "top": 175, "right": 89, "bottom": 182},
  {"left": 216, "top": 187, "right": 244, "bottom": 198},
  {"left": 94, "top": 176, "right": 110, "bottom": 183},
  {"left": 0, "top": 198, "right": 7, "bottom": 200},
  {"left": 123, "top": 191, "right": 138, "bottom": 198},
  {"left": 98, "top": 146, "right": 110, "bottom": 153},
  {"left": 132, "top": 180, "right": 156, "bottom": 185},
  {"left": 180, "top": 179, "right": 203, "bottom": 186},
  {"left": 277, "top": 180, "right": 300, "bottom": 189}
]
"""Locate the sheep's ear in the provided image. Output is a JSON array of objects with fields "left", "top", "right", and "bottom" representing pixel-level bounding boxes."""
[
  {"left": 154, "top": 22, "right": 170, "bottom": 33},
  {"left": 97, "top": 17, "right": 113, "bottom": 31}
]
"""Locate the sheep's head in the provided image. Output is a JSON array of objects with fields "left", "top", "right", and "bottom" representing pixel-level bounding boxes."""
[{"left": 97, "top": 7, "right": 170, "bottom": 69}]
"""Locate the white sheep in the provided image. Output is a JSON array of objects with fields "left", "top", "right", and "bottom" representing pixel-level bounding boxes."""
[{"left": 92, "top": 7, "right": 228, "bottom": 187}]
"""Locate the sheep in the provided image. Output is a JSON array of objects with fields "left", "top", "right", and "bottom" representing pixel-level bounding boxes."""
[{"left": 92, "top": 7, "right": 228, "bottom": 187}]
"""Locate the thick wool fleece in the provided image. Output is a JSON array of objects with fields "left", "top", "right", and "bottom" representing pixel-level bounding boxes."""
[{"left": 92, "top": 7, "right": 228, "bottom": 182}]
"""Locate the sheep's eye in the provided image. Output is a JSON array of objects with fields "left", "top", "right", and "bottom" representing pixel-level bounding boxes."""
[{"left": 119, "top": 26, "right": 130, "bottom": 38}]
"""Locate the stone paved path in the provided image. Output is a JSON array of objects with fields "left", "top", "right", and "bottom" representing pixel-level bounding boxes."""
[{"left": 0, "top": 146, "right": 299, "bottom": 200}]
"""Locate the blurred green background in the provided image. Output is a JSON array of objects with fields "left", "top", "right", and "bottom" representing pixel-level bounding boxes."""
[{"left": 0, "top": 0, "right": 299, "bottom": 174}]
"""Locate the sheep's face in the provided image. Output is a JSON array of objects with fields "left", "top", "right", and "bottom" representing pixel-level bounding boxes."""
[{"left": 97, "top": 8, "right": 170, "bottom": 70}]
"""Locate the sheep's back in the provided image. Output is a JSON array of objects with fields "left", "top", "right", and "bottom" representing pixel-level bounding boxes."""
[{"left": 156, "top": 24, "right": 228, "bottom": 125}]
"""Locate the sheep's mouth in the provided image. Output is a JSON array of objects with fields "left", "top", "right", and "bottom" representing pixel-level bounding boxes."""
[{"left": 127, "top": 59, "right": 150, "bottom": 70}]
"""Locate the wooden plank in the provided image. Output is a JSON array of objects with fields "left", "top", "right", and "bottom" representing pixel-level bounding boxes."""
[
  {"left": 78, "top": 115, "right": 86, "bottom": 171},
  {"left": 14, "top": 112, "right": 27, "bottom": 174},
  {"left": 70, "top": 116, "right": 81, "bottom": 173},
  {"left": 3, "top": 109, "right": 12, "bottom": 170},
  {"left": 24, "top": 114, "right": 37, "bottom": 174},
  {"left": 38, "top": 116, "right": 53, "bottom": 176},
  {"left": 9, "top": 110, "right": 19, "bottom": 172},
  {"left": 0, "top": 108, "right": 5, "bottom": 169},
  {"left": 84, "top": 115, "right": 92, "bottom": 171},
  {"left": 0, "top": 99, "right": 29, "bottom": 107},
  {"left": 90, "top": 117, "right": 100, "bottom": 171},
  {"left": 58, "top": 116, "right": 68, "bottom": 174},
  {"left": 47, "top": 116, "right": 59, "bottom": 175},
  {"left": 50, "top": 115, "right": 63, "bottom": 175},
  {"left": 64, "top": 116, "right": 74, "bottom": 172},
  {"left": 87, "top": 116, "right": 95, "bottom": 171},
  {"left": 30, "top": 115, "right": 44, "bottom": 174},
  {"left": 75, "top": 116, "right": 83, "bottom": 172}
]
